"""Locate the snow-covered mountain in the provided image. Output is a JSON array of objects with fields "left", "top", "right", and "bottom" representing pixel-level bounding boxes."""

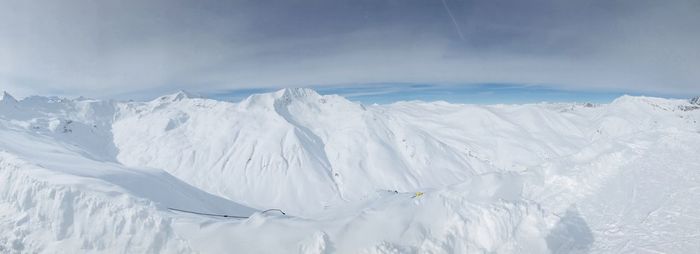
[{"left": 1, "top": 88, "right": 699, "bottom": 253}]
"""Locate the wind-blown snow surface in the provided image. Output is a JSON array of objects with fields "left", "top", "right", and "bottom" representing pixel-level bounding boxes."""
[{"left": 1, "top": 88, "right": 699, "bottom": 253}]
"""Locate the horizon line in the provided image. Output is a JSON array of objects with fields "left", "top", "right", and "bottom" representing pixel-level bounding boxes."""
[{"left": 3, "top": 84, "right": 697, "bottom": 105}]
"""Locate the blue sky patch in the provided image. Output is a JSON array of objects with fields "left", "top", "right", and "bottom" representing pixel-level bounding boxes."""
[{"left": 209, "top": 83, "right": 679, "bottom": 105}]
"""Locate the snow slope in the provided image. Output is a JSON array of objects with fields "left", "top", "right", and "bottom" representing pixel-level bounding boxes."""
[
  {"left": 0, "top": 95, "right": 256, "bottom": 253},
  {"left": 110, "top": 89, "right": 591, "bottom": 214},
  {"left": 1, "top": 88, "right": 699, "bottom": 253}
]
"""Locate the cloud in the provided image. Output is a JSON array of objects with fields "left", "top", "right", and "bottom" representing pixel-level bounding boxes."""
[{"left": 0, "top": 0, "right": 698, "bottom": 98}]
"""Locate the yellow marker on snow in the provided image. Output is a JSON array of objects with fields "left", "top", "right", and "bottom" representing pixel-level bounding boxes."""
[{"left": 413, "top": 192, "right": 424, "bottom": 198}]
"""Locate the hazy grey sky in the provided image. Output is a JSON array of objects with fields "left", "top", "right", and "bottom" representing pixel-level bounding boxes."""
[{"left": 1, "top": 0, "right": 698, "bottom": 98}]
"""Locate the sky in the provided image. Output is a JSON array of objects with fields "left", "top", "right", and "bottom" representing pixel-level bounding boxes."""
[{"left": 1, "top": 0, "right": 699, "bottom": 102}]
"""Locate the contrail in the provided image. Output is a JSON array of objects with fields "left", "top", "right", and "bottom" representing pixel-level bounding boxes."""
[{"left": 441, "top": 0, "right": 465, "bottom": 40}]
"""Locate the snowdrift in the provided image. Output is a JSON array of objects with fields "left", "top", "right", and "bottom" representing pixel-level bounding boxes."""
[{"left": 1, "top": 88, "right": 699, "bottom": 253}]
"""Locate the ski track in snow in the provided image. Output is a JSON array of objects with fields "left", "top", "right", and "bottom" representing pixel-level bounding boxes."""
[{"left": 1, "top": 89, "right": 699, "bottom": 253}]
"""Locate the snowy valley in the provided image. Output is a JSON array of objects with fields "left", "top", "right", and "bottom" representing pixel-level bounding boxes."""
[{"left": 1, "top": 88, "right": 699, "bottom": 253}]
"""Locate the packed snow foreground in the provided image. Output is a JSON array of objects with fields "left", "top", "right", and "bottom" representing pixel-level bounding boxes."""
[{"left": 1, "top": 89, "right": 699, "bottom": 253}]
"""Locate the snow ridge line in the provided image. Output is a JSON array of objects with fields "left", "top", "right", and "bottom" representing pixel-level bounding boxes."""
[{"left": 0, "top": 152, "right": 193, "bottom": 253}]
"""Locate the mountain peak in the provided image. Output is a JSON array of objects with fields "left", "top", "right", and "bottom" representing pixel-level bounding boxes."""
[
  {"left": 690, "top": 96, "right": 700, "bottom": 105},
  {"left": 275, "top": 87, "right": 321, "bottom": 99},
  {"left": 1, "top": 91, "right": 18, "bottom": 104},
  {"left": 238, "top": 88, "right": 324, "bottom": 109},
  {"left": 158, "top": 90, "right": 201, "bottom": 102},
  {"left": 270, "top": 88, "right": 325, "bottom": 107}
]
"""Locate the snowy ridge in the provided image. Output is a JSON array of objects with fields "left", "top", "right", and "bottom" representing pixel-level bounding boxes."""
[
  {"left": 0, "top": 152, "right": 192, "bottom": 253},
  {"left": 113, "top": 89, "right": 699, "bottom": 215},
  {"left": 1, "top": 92, "right": 18, "bottom": 104},
  {"left": 173, "top": 172, "right": 552, "bottom": 253},
  {"left": 0, "top": 97, "right": 257, "bottom": 253},
  {"left": 1, "top": 89, "right": 700, "bottom": 253},
  {"left": 691, "top": 96, "right": 700, "bottom": 105}
]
